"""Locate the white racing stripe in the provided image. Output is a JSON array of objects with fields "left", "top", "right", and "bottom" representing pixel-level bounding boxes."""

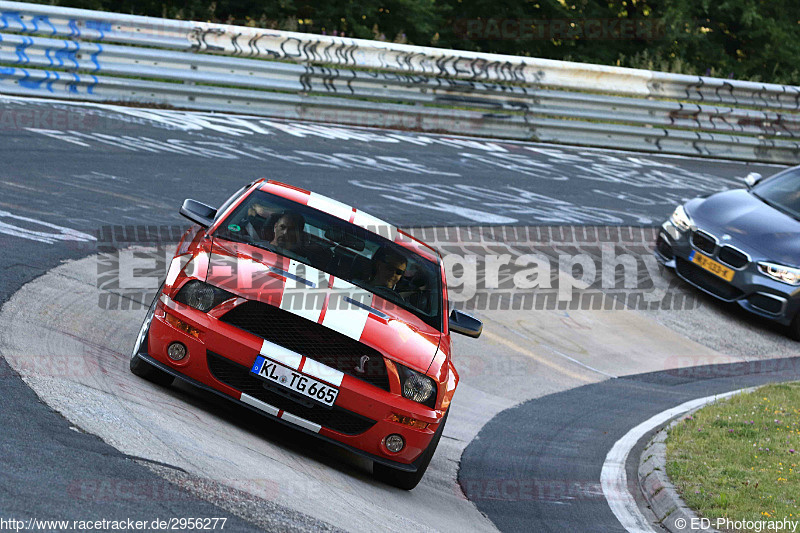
[
  {"left": 301, "top": 358, "right": 345, "bottom": 387},
  {"left": 241, "top": 371, "right": 325, "bottom": 434},
  {"left": 307, "top": 192, "right": 354, "bottom": 221},
  {"left": 240, "top": 393, "right": 280, "bottom": 416},
  {"left": 329, "top": 277, "right": 356, "bottom": 290},
  {"left": 277, "top": 260, "right": 371, "bottom": 341},
  {"left": 352, "top": 210, "right": 397, "bottom": 241},
  {"left": 601, "top": 388, "right": 754, "bottom": 533},
  {"left": 321, "top": 290, "right": 370, "bottom": 341},
  {"left": 280, "top": 260, "right": 326, "bottom": 323},
  {"left": 260, "top": 340, "right": 303, "bottom": 370},
  {"left": 280, "top": 411, "right": 322, "bottom": 434}
]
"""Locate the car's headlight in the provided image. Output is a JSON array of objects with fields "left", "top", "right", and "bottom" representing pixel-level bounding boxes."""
[
  {"left": 757, "top": 262, "right": 800, "bottom": 286},
  {"left": 670, "top": 205, "right": 693, "bottom": 232},
  {"left": 396, "top": 363, "right": 437, "bottom": 407},
  {"left": 174, "top": 280, "right": 235, "bottom": 312}
]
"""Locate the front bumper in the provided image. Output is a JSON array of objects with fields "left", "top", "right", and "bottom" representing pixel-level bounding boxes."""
[
  {"left": 655, "top": 220, "right": 800, "bottom": 326},
  {"left": 144, "top": 297, "right": 445, "bottom": 470}
]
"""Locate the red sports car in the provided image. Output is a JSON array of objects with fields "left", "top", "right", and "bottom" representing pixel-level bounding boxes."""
[{"left": 130, "top": 179, "right": 482, "bottom": 489}]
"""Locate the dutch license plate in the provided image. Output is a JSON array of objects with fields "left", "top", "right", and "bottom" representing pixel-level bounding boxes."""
[
  {"left": 250, "top": 355, "right": 339, "bottom": 407},
  {"left": 689, "top": 251, "right": 735, "bottom": 282}
]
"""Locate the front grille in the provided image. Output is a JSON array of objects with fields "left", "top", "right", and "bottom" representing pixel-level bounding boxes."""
[
  {"left": 221, "top": 300, "right": 390, "bottom": 391},
  {"left": 656, "top": 234, "right": 674, "bottom": 260},
  {"left": 207, "top": 351, "right": 377, "bottom": 435},
  {"left": 676, "top": 257, "right": 744, "bottom": 301},
  {"left": 690, "top": 231, "right": 717, "bottom": 255},
  {"left": 748, "top": 294, "right": 784, "bottom": 315},
  {"left": 718, "top": 246, "right": 749, "bottom": 269}
]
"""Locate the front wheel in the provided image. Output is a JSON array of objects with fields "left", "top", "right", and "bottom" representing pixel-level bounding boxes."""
[
  {"left": 130, "top": 283, "right": 174, "bottom": 387},
  {"left": 373, "top": 411, "right": 449, "bottom": 490}
]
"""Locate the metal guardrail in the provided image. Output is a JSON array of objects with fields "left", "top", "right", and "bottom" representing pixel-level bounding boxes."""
[{"left": 1, "top": 0, "right": 799, "bottom": 163}]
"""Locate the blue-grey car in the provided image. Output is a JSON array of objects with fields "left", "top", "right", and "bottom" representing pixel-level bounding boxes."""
[{"left": 655, "top": 166, "right": 800, "bottom": 339}]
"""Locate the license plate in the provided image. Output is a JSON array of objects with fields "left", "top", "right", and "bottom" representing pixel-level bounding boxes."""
[
  {"left": 689, "top": 251, "right": 735, "bottom": 282},
  {"left": 250, "top": 355, "right": 339, "bottom": 407}
]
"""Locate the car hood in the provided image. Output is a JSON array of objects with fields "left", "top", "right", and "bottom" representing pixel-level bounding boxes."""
[
  {"left": 204, "top": 239, "right": 442, "bottom": 373},
  {"left": 691, "top": 189, "right": 800, "bottom": 266}
]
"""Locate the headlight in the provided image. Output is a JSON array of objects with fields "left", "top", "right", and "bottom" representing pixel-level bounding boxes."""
[
  {"left": 174, "top": 280, "right": 235, "bottom": 312},
  {"left": 396, "top": 363, "right": 436, "bottom": 407},
  {"left": 757, "top": 262, "right": 800, "bottom": 286},
  {"left": 670, "top": 205, "right": 693, "bottom": 232}
]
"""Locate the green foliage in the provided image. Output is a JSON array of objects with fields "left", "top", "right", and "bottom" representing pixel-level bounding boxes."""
[
  {"left": 665, "top": 383, "right": 800, "bottom": 523},
  {"left": 26, "top": 0, "right": 800, "bottom": 84}
]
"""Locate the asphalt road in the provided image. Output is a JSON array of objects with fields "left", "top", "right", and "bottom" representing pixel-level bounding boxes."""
[
  {"left": 0, "top": 94, "right": 795, "bottom": 530},
  {"left": 459, "top": 358, "right": 800, "bottom": 532}
]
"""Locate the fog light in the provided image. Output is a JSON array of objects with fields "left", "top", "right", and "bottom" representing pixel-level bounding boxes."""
[
  {"left": 167, "top": 342, "right": 187, "bottom": 361},
  {"left": 385, "top": 434, "right": 405, "bottom": 453}
]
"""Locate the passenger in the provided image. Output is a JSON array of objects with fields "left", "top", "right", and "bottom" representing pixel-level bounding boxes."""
[{"left": 369, "top": 247, "right": 407, "bottom": 290}]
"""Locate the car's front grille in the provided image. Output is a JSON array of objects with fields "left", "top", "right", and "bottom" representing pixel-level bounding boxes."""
[
  {"left": 675, "top": 257, "right": 743, "bottom": 301},
  {"left": 718, "top": 246, "right": 749, "bottom": 269},
  {"left": 690, "top": 231, "right": 717, "bottom": 255},
  {"left": 747, "top": 294, "right": 784, "bottom": 315},
  {"left": 220, "top": 300, "right": 390, "bottom": 392},
  {"left": 207, "top": 351, "right": 377, "bottom": 435}
]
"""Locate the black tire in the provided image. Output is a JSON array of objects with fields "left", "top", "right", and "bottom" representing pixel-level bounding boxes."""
[
  {"left": 373, "top": 411, "right": 449, "bottom": 490},
  {"left": 130, "top": 283, "right": 174, "bottom": 387},
  {"left": 789, "top": 313, "right": 800, "bottom": 341}
]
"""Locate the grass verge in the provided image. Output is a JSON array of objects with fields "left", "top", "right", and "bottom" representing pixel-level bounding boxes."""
[{"left": 666, "top": 382, "right": 800, "bottom": 526}]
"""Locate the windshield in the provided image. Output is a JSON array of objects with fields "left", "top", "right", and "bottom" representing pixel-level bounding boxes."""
[
  {"left": 752, "top": 168, "right": 800, "bottom": 220},
  {"left": 214, "top": 189, "right": 442, "bottom": 330}
]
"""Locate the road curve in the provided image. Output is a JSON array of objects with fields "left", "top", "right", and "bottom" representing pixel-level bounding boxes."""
[{"left": 0, "top": 95, "right": 797, "bottom": 530}]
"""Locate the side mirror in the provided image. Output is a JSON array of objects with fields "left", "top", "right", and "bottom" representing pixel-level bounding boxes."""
[
  {"left": 180, "top": 199, "right": 217, "bottom": 228},
  {"left": 449, "top": 309, "right": 482, "bottom": 338},
  {"left": 744, "top": 172, "right": 762, "bottom": 188}
]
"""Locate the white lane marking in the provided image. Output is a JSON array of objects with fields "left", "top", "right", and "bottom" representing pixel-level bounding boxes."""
[
  {"left": 0, "top": 210, "right": 97, "bottom": 244},
  {"left": 259, "top": 340, "right": 302, "bottom": 371},
  {"left": 240, "top": 393, "right": 280, "bottom": 416},
  {"left": 601, "top": 388, "right": 754, "bottom": 533},
  {"left": 1, "top": 93, "right": 788, "bottom": 166},
  {"left": 280, "top": 411, "right": 322, "bottom": 433},
  {"left": 383, "top": 195, "right": 519, "bottom": 224},
  {"left": 301, "top": 358, "right": 345, "bottom": 387}
]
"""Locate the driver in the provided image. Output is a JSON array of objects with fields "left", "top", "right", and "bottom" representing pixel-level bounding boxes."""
[
  {"left": 270, "top": 211, "right": 305, "bottom": 253},
  {"left": 240, "top": 202, "right": 304, "bottom": 246},
  {"left": 369, "top": 247, "right": 407, "bottom": 290}
]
